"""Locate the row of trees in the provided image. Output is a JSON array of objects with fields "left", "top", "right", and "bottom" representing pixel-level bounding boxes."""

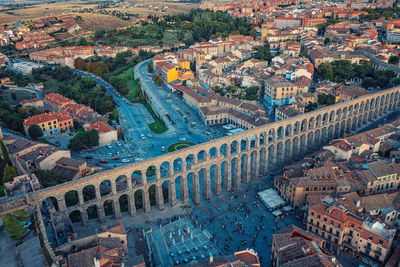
[
  {"left": 318, "top": 60, "right": 396, "bottom": 89},
  {"left": 32, "top": 67, "right": 115, "bottom": 115}
]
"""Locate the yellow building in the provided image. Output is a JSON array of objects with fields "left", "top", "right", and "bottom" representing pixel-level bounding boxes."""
[{"left": 23, "top": 113, "right": 59, "bottom": 136}]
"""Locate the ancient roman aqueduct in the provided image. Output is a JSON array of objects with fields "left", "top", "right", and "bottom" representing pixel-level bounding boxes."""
[{"left": 26, "top": 86, "right": 400, "bottom": 224}]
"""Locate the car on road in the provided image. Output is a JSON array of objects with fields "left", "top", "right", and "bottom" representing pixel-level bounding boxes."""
[
  {"left": 141, "top": 134, "right": 145, "bottom": 140},
  {"left": 122, "top": 159, "right": 130, "bottom": 163},
  {"left": 148, "top": 133, "right": 153, "bottom": 138},
  {"left": 85, "top": 156, "right": 93, "bottom": 160},
  {"left": 113, "top": 157, "right": 120, "bottom": 160},
  {"left": 99, "top": 160, "right": 108, "bottom": 163},
  {"left": 186, "top": 111, "right": 190, "bottom": 114},
  {"left": 162, "top": 146, "right": 165, "bottom": 152}
]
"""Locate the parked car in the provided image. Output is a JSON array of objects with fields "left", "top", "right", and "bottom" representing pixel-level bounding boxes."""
[{"left": 122, "top": 159, "right": 130, "bottom": 163}]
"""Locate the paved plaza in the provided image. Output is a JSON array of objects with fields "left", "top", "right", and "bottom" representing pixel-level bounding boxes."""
[{"left": 147, "top": 217, "right": 219, "bottom": 266}]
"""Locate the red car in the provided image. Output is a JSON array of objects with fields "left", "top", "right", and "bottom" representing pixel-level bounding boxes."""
[
  {"left": 186, "top": 111, "right": 190, "bottom": 114},
  {"left": 113, "top": 157, "right": 120, "bottom": 160},
  {"left": 99, "top": 160, "right": 108, "bottom": 163}
]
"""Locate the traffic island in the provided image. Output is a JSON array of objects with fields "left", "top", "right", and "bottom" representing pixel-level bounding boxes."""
[{"left": 167, "top": 142, "right": 195, "bottom": 152}]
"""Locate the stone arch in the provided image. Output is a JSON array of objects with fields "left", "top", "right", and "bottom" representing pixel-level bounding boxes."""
[
  {"left": 308, "top": 117, "right": 315, "bottom": 130},
  {"left": 65, "top": 190, "right": 79, "bottom": 208},
  {"left": 314, "top": 129, "right": 321, "bottom": 148},
  {"left": 230, "top": 140, "right": 238, "bottom": 154},
  {"left": 293, "top": 121, "right": 300, "bottom": 135},
  {"left": 250, "top": 134, "right": 258, "bottom": 149},
  {"left": 328, "top": 125, "right": 334, "bottom": 140},
  {"left": 83, "top": 185, "right": 96, "bottom": 202},
  {"left": 259, "top": 132, "right": 266, "bottom": 146},
  {"left": 231, "top": 157, "right": 240, "bottom": 189},
  {"left": 316, "top": 114, "right": 322, "bottom": 128},
  {"left": 198, "top": 168, "right": 210, "bottom": 200},
  {"left": 240, "top": 137, "right": 247, "bottom": 151},
  {"left": 285, "top": 124, "right": 292, "bottom": 137},
  {"left": 334, "top": 123, "right": 340, "bottom": 139},
  {"left": 241, "top": 153, "right": 250, "bottom": 184},
  {"left": 342, "top": 107, "right": 347, "bottom": 119},
  {"left": 103, "top": 199, "right": 114, "bottom": 217},
  {"left": 329, "top": 111, "right": 335, "bottom": 123},
  {"left": 148, "top": 184, "right": 157, "bottom": 206},
  {"left": 86, "top": 204, "right": 98, "bottom": 220},
  {"left": 340, "top": 121, "right": 346, "bottom": 137},
  {"left": 119, "top": 194, "right": 129, "bottom": 213},
  {"left": 284, "top": 139, "right": 291, "bottom": 162},
  {"left": 134, "top": 189, "right": 145, "bottom": 210},
  {"left": 321, "top": 127, "right": 328, "bottom": 144},
  {"left": 268, "top": 128, "right": 276, "bottom": 142},
  {"left": 185, "top": 154, "right": 194, "bottom": 169},
  {"left": 220, "top": 161, "right": 230, "bottom": 192},
  {"left": 292, "top": 136, "right": 299, "bottom": 160},
  {"left": 42, "top": 196, "right": 59, "bottom": 212},
  {"left": 160, "top": 161, "right": 170, "bottom": 178},
  {"left": 69, "top": 210, "right": 82, "bottom": 223},
  {"left": 300, "top": 134, "right": 307, "bottom": 157},
  {"left": 161, "top": 180, "right": 169, "bottom": 204},
  {"left": 307, "top": 131, "right": 314, "bottom": 153},
  {"left": 346, "top": 118, "right": 352, "bottom": 134},
  {"left": 277, "top": 126, "right": 284, "bottom": 139},
  {"left": 174, "top": 176, "right": 182, "bottom": 201},
  {"left": 301, "top": 119, "right": 307, "bottom": 132},
  {"left": 209, "top": 147, "right": 217, "bottom": 158},
  {"left": 336, "top": 109, "right": 341, "bottom": 121},
  {"left": 276, "top": 142, "right": 284, "bottom": 167},
  {"left": 220, "top": 144, "right": 228, "bottom": 157},
  {"left": 115, "top": 175, "right": 128, "bottom": 192},
  {"left": 99, "top": 180, "right": 112, "bottom": 197},
  {"left": 173, "top": 158, "right": 183, "bottom": 173},
  {"left": 354, "top": 103, "right": 359, "bottom": 115},
  {"left": 210, "top": 164, "right": 220, "bottom": 196},
  {"left": 260, "top": 147, "right": 267, "bottom": 176},
  {"left": 197, "top": 150, "right": 206, "bottom": 162},
  {"left": 146, "top": 165, "right": 156, "bottom": 180},
  {"left": 131, "top": 170, "right": 143, "bottom": 186},
  {"left": 322, "top": 113, "right": 328, "bottom": 125}
]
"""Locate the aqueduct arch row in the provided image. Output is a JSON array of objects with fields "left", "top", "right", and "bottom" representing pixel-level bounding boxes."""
[{"left": 34, "top": 87, "right": 400, "bottom": 224}]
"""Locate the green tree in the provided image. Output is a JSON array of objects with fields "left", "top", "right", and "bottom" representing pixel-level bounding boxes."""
[
  {"left": 94, "top": 29, "right": 105, "bottom": 40},
  {"left": 324, "top": 37, "right": 331, "bottom": 46},
  {"left": 148, "top": 61, "right": 153, "bottom": 73},
  {"left": 0, "top": 140, "right": 11, "bottom": 166},
  {"left": 389, "top": 55, "right": 400, "bottom": 65},
  {"left": 253, "top": 44, "right": 272, "bottom": 62},
  {"left": 11, "top": 93, "right": 16, "bottom": 100},
  {"left": 3, "top": 163, "right": 17, "bottom": 183},
  {"left": 393, "top": 77, "right": 400, "bottom": 85},
  {"left": 28, "top": 124, "right": 43, "bottom": 140}
]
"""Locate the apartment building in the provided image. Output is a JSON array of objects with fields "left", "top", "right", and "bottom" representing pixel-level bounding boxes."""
[
  {"left": 306, "top": 196, "right": 396, "bottom": 264},
  {"left": 271, "top": 224, "right": 342, "bottom": 267},
  {"left": 264, "top": 76, "right": 299, "bottom": 106}
]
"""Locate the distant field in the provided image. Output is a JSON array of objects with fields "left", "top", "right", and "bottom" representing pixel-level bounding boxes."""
[
  {"left": 77, "top": 13, "right": 131, "bottom": 31},
  {"left": 0, "top": 1, "right": 199, "bottom": 26},
  {"left": 108, "top": 2, "right": 199, "bottom": 17},
  {"left": 0, "top": 2, "right": 96, "bottom": 24}
]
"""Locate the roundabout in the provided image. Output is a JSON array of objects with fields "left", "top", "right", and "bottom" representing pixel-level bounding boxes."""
[{"left": 167, "top": 142, "right": 195, "bottom": 152}]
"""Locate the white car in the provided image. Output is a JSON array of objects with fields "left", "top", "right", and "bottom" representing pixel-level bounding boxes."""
[{"left": 122, "top": 159, "right": 130, "bottom": 163}]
